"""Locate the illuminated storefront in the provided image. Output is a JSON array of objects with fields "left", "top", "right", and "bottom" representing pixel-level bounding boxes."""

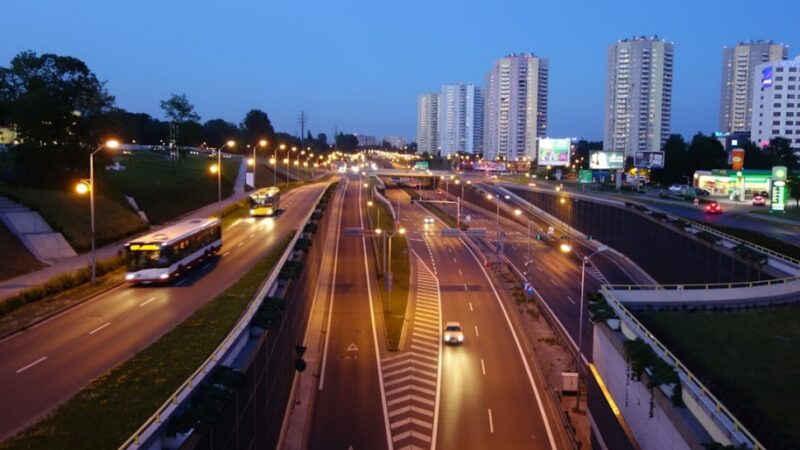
[{"left": 693, "top": 169, "right": 772, "bottom": 197}]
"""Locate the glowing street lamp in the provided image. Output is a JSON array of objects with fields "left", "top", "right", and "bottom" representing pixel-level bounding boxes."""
[
  {"left": 77, "top": 139, "right": 120, "bottom": 284},
  {"left": 210, "top": 140, "right": 235, "bottom": 219}
]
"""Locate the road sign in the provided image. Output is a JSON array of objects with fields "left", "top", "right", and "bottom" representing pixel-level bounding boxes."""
[
  {"left": 547, "top": 226, "right": 555, "bottom": 235},
  {"left": 523, "top": 282, "right": 535, "bottom": 297},
  {"left": 466, "top": 228, "right": 486, "bottom": 237},
  {"left": 465, "top": 214, "right": 472, "bottom": 223},
  {"left": 771, "top": 180, "right": 786, "bottom": 212},
  {"left": 440, "top": 228, "right": 460, "bottom": 237},
  {"left": 578, "top": 169, "right": 592, "bottom": 184}
]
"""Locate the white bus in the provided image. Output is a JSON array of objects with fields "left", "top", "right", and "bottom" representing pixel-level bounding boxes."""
[
  {"left": 249, "top": 186, "right": 280, "bottom": 217},
  {"left": 124, "top": 218, "right": 222, "bottom": 283}
]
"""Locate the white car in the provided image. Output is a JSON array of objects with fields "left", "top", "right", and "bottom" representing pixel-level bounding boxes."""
[
  {"left": 668, "top": 184, "right": 684, "bottom": 193},
  {"left": 423, "top": 216, "right": 434, "bottom": 225},
  {"left": 443, "top": 322, "right": 464, "bottom": 345}
]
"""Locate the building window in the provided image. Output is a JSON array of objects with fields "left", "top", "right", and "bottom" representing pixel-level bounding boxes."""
[
  {"left": 774, "top": 112, "right": 781, "bottom": 117},
  {"left": 774, "top": 103, "right": 782, "bottom": 107},
  {"left": 773, "top": 120, "right": 781, "bottom": 125}
]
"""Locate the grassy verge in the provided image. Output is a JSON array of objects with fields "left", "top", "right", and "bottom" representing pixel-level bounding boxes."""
[
  {"left": 698, "top": 221, "right": 800, "bottom": 260},
  {"left": 637, "top": 307, "right": 800, "bottom": 450},
  {"left": 0, "top": 233, "right": 295, "bottom": 450},
  {"left": 0, "top": 184, "right": 148, "bottom": 252},
  {"left": 100, "top": 152, "right": 239, "bottom": 224},
  {"left": 369, "top": 197, "right": 410, "bottom": 351},
  {"left": 0, "top": 221, "right": 43, "bottom": 281},
  {"left": 751, "top": 206, "right": 800, "bottom": 222}
]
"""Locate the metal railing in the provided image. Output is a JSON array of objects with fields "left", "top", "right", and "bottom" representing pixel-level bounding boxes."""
[
  {"left": 601, "top": 288, "right": 766, "bottom": 449},
  {"left": 606, "top": 275, "right": 800, "bottom": 291},
  {"left": 120, "top": 183, "right": 332, "bottom": 449}
]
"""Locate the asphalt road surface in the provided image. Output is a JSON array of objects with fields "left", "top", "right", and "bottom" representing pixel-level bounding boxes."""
[
  {"left": 391, "top": 189, "right": 561, "bottom": 450},
  {"left": 308, "top": 177, "right": 390, "bottom": 450},
  {"left": 0, "top": 182, "right": 327, "bottom": 441}
]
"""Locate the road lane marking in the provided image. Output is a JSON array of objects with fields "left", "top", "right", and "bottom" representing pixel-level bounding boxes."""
[
  {"left": 550, "top": 278, "right": 557, "bottom": 286},
  {"left": 567, "top": 296, "right": 576, "bottom": 305},
  {"left": 222, "top": 251, "right": 230, "bottom": 257},
  {"left": 474, "top": 325, "right": 479, "bottom": 337},
  {"left": 464, "top": 283, "right": 468, "bottom": 291},
  {"left": 537, "top": 265, "right": 543, "bottom": 271},
  {"left": 453, "top": 257, "right": 457, "bottom": 263},
  {"left": 139, "top": 297, "right": 156, "bottom": 307},
  {"left": 16, "top": 356, "right": 47, "bottom": 374},
  {"left": 249, "top": 233, "right": 255, "bottom": 238},
  {"left": 481, "top": 358, "right": 486, "bottom": 375},
  {"left": 488, "top": 408, "right": 494, "bottom": 433},
  {"left": 458, "top": 269, "right": 463, "bottom": 276},
  {"left": 469, "top": 302, "right": 473, "bottom": 312},
  {"left": 89, "top": 322, "right": 111, "bottom": 335},
  {"left": 237, "top": 241, "right": 244, "bottom": 247}
]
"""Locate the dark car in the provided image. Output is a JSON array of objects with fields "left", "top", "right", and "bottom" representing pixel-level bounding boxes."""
[
  {"left": 705, "top": 202, "right": 723, "bottom": 214},
  {"left": 694, "top": 188, "right": 711, "bottom": 196}
]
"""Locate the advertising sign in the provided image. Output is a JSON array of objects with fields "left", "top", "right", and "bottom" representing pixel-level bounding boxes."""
[
  {"left": 762, "top": 66, "right": 774, "bottom": 88},
  {"left": 413, "top": 161, "right": 429, "bottom": 171},
  {"left": 634, "top": 151, "right": 664, "bottom": 169},
  {"left": 589, "top": 151, "right": 624, "bottom": 169},
  {"left": 537, "top": 138, "right": 571, "bottom": 166},
  {"left": 772, "top": 166, "right": 788, "bottom": 181},
  {"left": 730, "top": 148, "right": 745, "bottom": 171},
  {"left": 579, "top": 169, "right": 593, "bottom": 184},
  {"left": 477, "top": 161, "right": 507, "bottom": 172}
]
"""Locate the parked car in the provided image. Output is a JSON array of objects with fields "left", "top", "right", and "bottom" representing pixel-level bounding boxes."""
[
  {"left": 694, "top": 188, "right": 711, "bottom": 196},
  {"left": 443, "top": 322, "right": 464, "bottom": 345},
  {"left": 668, "top": 184, "right": 685, "bottom": 193},
  {"left": 705, "top": 202, "right": 723, "bottom": 214},
  {"left": 752, "top": 195, "right": 766, "bottom": 206}
]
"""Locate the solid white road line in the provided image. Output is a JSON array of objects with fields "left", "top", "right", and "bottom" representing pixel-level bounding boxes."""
[
  {"left": 537, "top": 265, "right": 543, "bottom": 272},
  {"left": 481, "top": 358, "right": 486, "bottom": 375},
  {"left": 469, "top": 302, "right": 474, "bottom": 312},
  {"left": 249, "top": 233, "right": 255, "bottom": 238},
  {"left": 139, "top": 297, "right": 156, "bottom": 307},
  {"left": 89, "top": 322, "right": 110, "bottom": 335},
  {"left": 488, "top": 408, "right": 494, "bottom": 434},
  {"left": 318, "top": 181, "right": 347, "bottom": 391},
  {"left": 474, "top": 325, "right": 480, "bottom": 337},
  {"left": 16, "top": 356, "right": 46, "bottom": 374}
]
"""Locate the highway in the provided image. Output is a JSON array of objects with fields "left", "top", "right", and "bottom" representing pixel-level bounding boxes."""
[
  {"left": 389, "top": 188, "right": 561, "bottom": 450},
  {"left": 308, "top": 177, "right": 390, "bottom": 450},
  {"left": 0, "top": 182, "right": 328, "bottom": 441}
]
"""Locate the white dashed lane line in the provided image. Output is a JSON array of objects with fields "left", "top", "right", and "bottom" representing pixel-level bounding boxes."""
[
  {"left": 89, "top": 322, "right": 110, "bottom": 335},
  {"left": 474, "top": 325, "right": 479, "bottom": 338},
  {"left": 139, "top": 297, "right": 156, "bottom": 307},
  {"left": 16, "top": 357, "right": 47, "bottom": 374},
  {"left": 481, "top": 358, "right": 486, "bottom": 375},
  {"left": 567, "top": 296, "right": 575, "bottom": 305},
  {"left": 223, "top": 251, "right": 231, "bottom": 257}
]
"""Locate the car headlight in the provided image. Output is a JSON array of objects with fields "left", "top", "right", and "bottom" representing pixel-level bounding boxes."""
[
  {"left": 160, "top": 273, "right": 169, "bottom": 280},
  {"left": 458, "top": 335, "right": 464, "bottom": 342},
  {"left": 125, "top": 273, "right": 135, "bottom": 280}
]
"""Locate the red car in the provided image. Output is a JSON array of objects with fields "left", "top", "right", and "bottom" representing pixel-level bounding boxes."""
[
  {"left": 752, "top": 195, "right": 766, "bottom": 206},
  {"left": 706, "top": 202, "right": 723, "bottom": 214}
]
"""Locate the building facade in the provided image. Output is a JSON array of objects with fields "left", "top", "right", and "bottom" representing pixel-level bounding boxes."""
[
  {"left": 719, "top": 41, "right": 788, "bottom": 134},
  {"left": 604, "top": 36, "right": 674, "bottom": 158},
  {"left": 383, "top": 135, "right": 406, "bottom": 149},
  {"left": 484, "top": 53, "right": 548, "bottom": 161},
  {"left": 417, "top": 93, "right": 439, "bottom": 155},
  {"left": 751, "top": 57, "right": 800, "bottom": 148},
  {"left": 438, "top": 84, "right": 484, "bottom": 156}
]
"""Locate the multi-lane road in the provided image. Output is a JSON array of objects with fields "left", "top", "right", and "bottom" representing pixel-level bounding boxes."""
[{"left": 0, "top": 182, "right": 328, "bottom": 441}]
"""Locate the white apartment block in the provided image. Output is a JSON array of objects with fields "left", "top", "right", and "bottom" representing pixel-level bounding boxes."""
[
  {"left": 417, "top": 93, "right": 439, "bottom": 155},
  {"left": 751, "top": 57, "right": 800, "bottom": 148},
  {"left": 484, "top": 53, "right": 548, "bottom": 161},
  {"left": 383, "top": 135, "right": 406, "bottom": 149},
  {"left": 438, "top": 84, "right": 484, "bottom": 156},
  {"left": 719, "top": 41, "right": 788, "bottom": 133},
  {"left": 604, "top": 36, "right": 674, "bottom": 157}
]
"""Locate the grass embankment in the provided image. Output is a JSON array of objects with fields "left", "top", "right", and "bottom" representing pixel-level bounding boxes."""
[
  {"left": 751, "top": 206, "right": 800, "bottom": 222},
  {"left": 698, "top": 221, "right": 800, "bottom": 261},
  {"left": 0, "top": 222, "right": 43, "bottom": 281},
  {"left": 0, "top": 184, "right": 147, "bottom": 252},
  {"left": 637, "top": 307, "right": 800, "bottom": 450},
  {"left": 1, "top": 233, "right": 295, "bottom": 450},
  {"left": 100, "top": 152, "right": 239, "bottom": 224},
  {"left": 368, "top": 197, "right": 410, "bottom": 351}
]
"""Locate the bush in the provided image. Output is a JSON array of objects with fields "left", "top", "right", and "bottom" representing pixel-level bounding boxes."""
[
  {"left": 294, "top": 238, "right": 312, "bottom": 251},
  {"left": 303, "top": 222, "right": 318, "bottom": 234},
  {"left": 279, "top": 261, "right": 304, "bottom": 280}
]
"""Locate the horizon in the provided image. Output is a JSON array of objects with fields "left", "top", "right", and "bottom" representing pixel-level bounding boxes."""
[{"left": 4, "top": 0, "right": 800, "bottom": 142}]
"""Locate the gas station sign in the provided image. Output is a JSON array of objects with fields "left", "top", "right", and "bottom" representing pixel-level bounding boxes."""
[{"left": 770, "top": 166, "right": 787, "bottom": 212}]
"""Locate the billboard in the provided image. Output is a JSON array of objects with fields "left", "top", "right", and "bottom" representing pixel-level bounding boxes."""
[
  {"left": 762, "top": 66, "right": 774, "bottom": 88},
  {"left": 537, "top": 138, "right": 571, "bottom": 166},
  {"left": 476, "top": 161, "right": 507, "bottom": 172},
  {"left": 730, "top": 148, "right": 745, "bottom": 171},
  {"left": 589, "top": 151, "right": 624, "bottom": 169},
  {"left": 634, "top": 151, "right": 664, "bottom": 168}
]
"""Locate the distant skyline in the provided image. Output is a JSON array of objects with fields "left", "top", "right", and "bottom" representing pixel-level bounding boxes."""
[{"left": 3, "top": 0, "right": 800, "bottom": 142}]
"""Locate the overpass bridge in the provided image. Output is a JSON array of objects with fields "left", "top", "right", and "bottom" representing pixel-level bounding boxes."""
[{"left": 368, "top": 168, "right": 454, "bottom": 179}]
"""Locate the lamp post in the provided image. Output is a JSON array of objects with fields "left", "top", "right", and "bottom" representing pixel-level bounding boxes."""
[
  {"left": 249, "top": 139, "right": 267, "bottom": 190},
  {"left": 290, "top": 146, "right": 297, "bottom": 184},
  {"left": 561, "top": 244, "right": 608, "bottom": 411},
  {"left": 273, "top": 143, "right": 286, "bottom": 187},
  {"left": 210, "top": 140, "right": 236, "bottom": 219},
  {"left": 77, "top": 139, "right": 120, "bottom": 285}
]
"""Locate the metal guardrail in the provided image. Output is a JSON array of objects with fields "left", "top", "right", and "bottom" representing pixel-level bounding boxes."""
[
  {"left": 606, "top": 275, "right": 800, "bottom": 291},
  {"left": 601, "top": 288, "right": 766, "bottom": 449},
  {"left": 120, "top": 183, "right": 332, "bottom": 449}
]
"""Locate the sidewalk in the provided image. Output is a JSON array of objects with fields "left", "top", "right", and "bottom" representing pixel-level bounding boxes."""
[{"left": 0, "top": 158, "right": 250, "bottom": 303}]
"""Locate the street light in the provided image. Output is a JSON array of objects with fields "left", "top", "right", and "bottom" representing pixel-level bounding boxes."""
[
  {"left": 274, "top": 143, "right": 286, "bottom": 187},
  {"left": 210, "top": 140, "right": 235, "bottom": 219},
  {"left": 250, "top": 139, "right": 267, "bottom": 190},
  {"left": 76, "top": 139, "right": 120, "bottom": 285},
  {"left": 561, "top": 243, "right": 608, "bottom": 411}
]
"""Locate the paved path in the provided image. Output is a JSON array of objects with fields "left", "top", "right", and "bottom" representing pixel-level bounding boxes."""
[{"left": 0, "top": 158, "right": 250, "bottom": 302}]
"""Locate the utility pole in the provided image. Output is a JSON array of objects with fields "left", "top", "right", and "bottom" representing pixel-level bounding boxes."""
[{"left": 298, "top": 111, "right": 308, "bottom": 148}]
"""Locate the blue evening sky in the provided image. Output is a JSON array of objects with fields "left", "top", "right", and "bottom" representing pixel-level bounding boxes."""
[{"left": 3, "top": 0, "right": 799, "bottom": 142}]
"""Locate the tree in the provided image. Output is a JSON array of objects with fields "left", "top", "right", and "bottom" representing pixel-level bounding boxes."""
[
  {"left": 202, "top": 119, "right": 239, "bottom": 148},
  {"left": 241, "top": 109, "right": 275, "bottom": 146},
  {"left": 651, "top": 134, "right": 688, "bottom": 186},
  {"left": 160, "top": 93, "right": 200, "bottom": 123},
  {"left": 0, "top": 51, "right": 115, "bottom": 184},
  {"left": 687, "top": 132, "right": 727, "bottom": 174},
  {"left": 765, "top": 137, "right": 799, "bottom": 172},
  {"left": 789, "top": 176, "right": 800, "bottom": 210},
  {"left": 574, "top": 140, "right": 602, "bottom": 169},
  {"left": 740, "top": 140, "right": 775, "bottom": 169},
  {"left": 99, "top": 109, "right": 168, "bottom": 145},
  {"left": 335, "top": 132, "right": 359, "bottom": 152}
]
